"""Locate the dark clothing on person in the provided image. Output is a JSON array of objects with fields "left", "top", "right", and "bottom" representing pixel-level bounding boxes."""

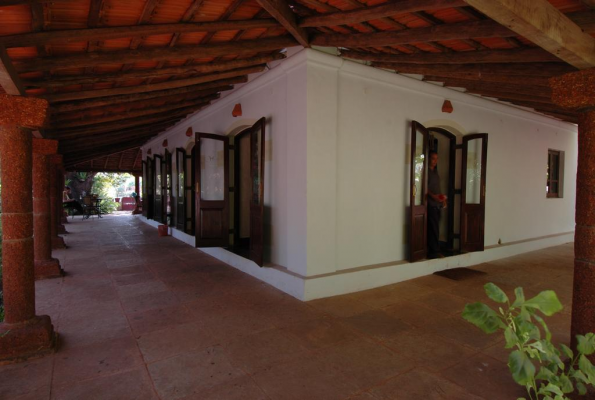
[
  {"left": 428, "top": 205, "right": 441, "bottom": 257},
  {"left": 428, "top": 167, "right": 441, "bottom": 207},
  {"left": 64, "top": 201, "right": 84, "bottom": 214},
  {"left": 427, "top": 166, "right": 442, "bottom": 257}
]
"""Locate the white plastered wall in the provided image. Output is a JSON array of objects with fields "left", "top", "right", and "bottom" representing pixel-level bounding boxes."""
[
  {"left": 140, "top": 50, "right": 309, "bottom": 298},
  {"left": 302, "top": 49, "right": 577, "bottom": 299},
  {"left": 139, "top": 48, "right": 577, "bottom": 301}
]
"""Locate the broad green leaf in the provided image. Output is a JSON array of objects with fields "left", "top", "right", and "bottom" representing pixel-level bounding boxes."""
[
  {"left": 524, "top": 291, "right": 563, "bottom": 316},
  {"left": 570, "top": 368, "right": 589, "bottom": 384},
  {"left": 576, "top": 382, "right": 587, "bottom": 395},
  {"left": 512, "top": 287, "right": 526, "bottom": 307},
  {"left": 538, "top": 383, "right": 563, "bottom": 396},
  {"left": 462, "top": 302, "right": 505, "bottom": 334},
  {"left": 533, "top": 314, "right": 552, "bottom": 342},
  {"left": 559, "top": 344, "right": 573, "bottom": 361},
  {"left": 509, "top": 350, "right": 536, "bottom": 386},
  {"left": 536, "top": 366, "right": 555, "bottom": 381},
  {"left": 504, "top": 326, "right": 517, "bottom": 349},
  {"left": 485, "top": 283, "right": 509, "bottom": 304},
  {"left": 514, "top": 318, "right": 541, "bottom": 344},
  {"left": 578, "top": 355, "right": 595, "bottom": 385},
  {"left": 577, "top": 333, "right": 595, "bottom": 356},
  {"left": 558, "top": 375, "right": 573, "bottom": 393}
]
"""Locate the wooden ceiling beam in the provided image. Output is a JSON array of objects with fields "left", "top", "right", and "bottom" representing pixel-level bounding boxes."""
[
  {"left": 16, "top": 36, "right": 296, "bottom": 73},
  {"left": 24, "top": 53, "right": 284, "bottom": 88},
  {"left": 0, "top": 45, "right": 25, "bottom": 95},
  {"left": 49, "top": 108, "right": 199, "bottom": 136},
  {"left": 464, "top": 89, "right": 554, "bottom": 104},
  {"left": 300, "top": 0, "right": 466, "bottom": 27},
  {"left": 431, "top": 77, "right": 551, "bottom": 95},
  {"left": 50, "top": 120, "right": 177, "bottom": 140},
  {"left": 51, "top": 77, "right": 244, "bottom": 112},
  {"left": 257, "top": 0, "right": 309, "bottom": 47},
  {"left": 341, "top": 47, "right": 560, "bottom": 64},
  {"left": 312, "top": 20, "right": 515, "bottom": 48},
  {"left": 0, "top": 19, "right": 279, "bottom": 48},
  {"left": 60, "top": 130, "right": 162, "bottom": 152},
  {"left": 462, "top": 0, "right": 595, "bottom": 69},
  {"left": 54, "top": 96, "right": 216, "bottom": 129},
  {"left": 420, "top": 73, "right": 549, "bottom": 87},
  {"left": 53, "top": 89, "right": 220, "bottom": 122},
  {"left": 63, "top": 140, "right": 149, "bottom": 165},
  {"left": 371, "top": 61, "right": 576, "bottom": 77},
  {"left": 44, "top": 66, "right": 261, "bottom": 103}
]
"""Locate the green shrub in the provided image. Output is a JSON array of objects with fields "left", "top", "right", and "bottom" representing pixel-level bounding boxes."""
[{"left": 463, "top": 283, "right": 595, "bottom": 400}]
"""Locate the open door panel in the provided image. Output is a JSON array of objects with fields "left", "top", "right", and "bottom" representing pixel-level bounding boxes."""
[
  {"left": 153, "top": 154, "right": 163, "bottom": 223},
  {"left": 145, "top": 157, "right": 155, "bottom": 220},
  {"left": 186, "top": 147, "right": 196, "bottom": 235},
  {"left": 461, "top": 134, "right": 488, "bottom": 253},
  {"left": 409, "top": 121, "right": 429, "bottom": 262},
  {"left": 141, "top": 160, "right": 148, "bottom": 218},
  {"left": 175, "top": 148, "right": 186, "bottom": 231},
  {"left": 165, "top": 150, "right": 174, "bottom": 226},
  {"left": 195, "top": 133, "right": 230, "bottom": 247},
  {"left": 249, "top": 117, "right": 266, "bottom": 267}
]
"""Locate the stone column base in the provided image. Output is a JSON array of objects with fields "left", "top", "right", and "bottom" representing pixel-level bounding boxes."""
[
  {"left": 52, "top": 236, "right": 66, "bottom": 249},
  {"left": 34, "top": 258, "right": 64, "bottom": 280},
  {"left": 61, "top": 210, "right": 69, "bottom": 224},
  {"left": 57, "top": 225, "right": 69, "bottom": 234},
  {"left": 0, "top": 315, "right": 57, "bottom": 365}
]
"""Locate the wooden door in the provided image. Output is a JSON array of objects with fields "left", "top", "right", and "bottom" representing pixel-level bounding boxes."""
[
  {"left": 153, "top": 154, "right": 163, "bottom": 223},
  {"left": 460, "top": 134, "right": 488, "bottom": 252},
  {"left": 409, "top": 121, "right": 429, "bottom": 262},
  {"left": 165, "top": 150, "right": 173, "bottom": 226},
  {"left": 146, "top": 156, "right": 155, "bottom": 219},
  {"left": 186, "top": 147, "right": 196, "bottom": 235},
  {"left": 249, "top": 118, "right": 266, "bottom": 266},
  {"left": 195, "top": 133, "right": 229, "bottom": 247},
  {"left": 175, "top": 148, "right": 186, "bottom": 231},
  {"left": 142, "top": 160, "right": 148, "bottom": 217}
]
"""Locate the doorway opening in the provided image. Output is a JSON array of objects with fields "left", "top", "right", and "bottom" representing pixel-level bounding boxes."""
[
  {"left": 231, "top": 127, "right": 252, "bottom": 259},
  {"left": 428, "top": 127, "right": 457, "bottom": 257},
  {"left": 409, "top": 121, "right": 488, "bottom": 262}
]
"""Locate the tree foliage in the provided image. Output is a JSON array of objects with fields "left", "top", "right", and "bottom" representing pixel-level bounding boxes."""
[{"left": 463, "top": 283, "right": 595, "bottom": 400}]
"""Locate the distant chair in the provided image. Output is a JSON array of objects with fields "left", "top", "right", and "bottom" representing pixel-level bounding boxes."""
[{"left": 82, "top": 196, "right": 100, "bottom": 219}]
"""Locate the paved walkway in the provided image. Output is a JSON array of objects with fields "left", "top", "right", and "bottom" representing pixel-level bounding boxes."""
[{"left": 0, "top": 214, "right": 573, "bottom": 399}]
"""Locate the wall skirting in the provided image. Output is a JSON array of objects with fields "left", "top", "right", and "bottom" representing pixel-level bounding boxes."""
[{"left": 138, "top": 216, "right": 572, "bottom": 301}]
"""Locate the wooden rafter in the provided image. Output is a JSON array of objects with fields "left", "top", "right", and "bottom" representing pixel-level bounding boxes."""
[
  {"left": 0, "top": 45, "right": 24, "bottom": 95},
  {"left": 0, "top": 19, "right": 279, "bottom": 48},
  {"left": 341, "top": 47, "right": 560, "bottom": 64},
  {"left": 54, "top": 90, "right": 219, "bottom": 123},
  {"left": 300, "top": 0, "right": 466, "bottom": 28},
  {"left": 420, "top": 73, "right": 549, "bottom": 87},
  {"left": 432, "top": 78, "right": 551, "bottom": 96},
  {"left": 25, "top": 53, "right": 284, "bottom": 88},
  {"left": 370, "top": 62, "right": 576, "bottom": 77},
  {"left": 51, "top": 120, "right": 178, "bottom": 141},
  {"left": 16, "top": 36, "right": 296, "bottom": 73},
  {"left": 50, "top": 77, "right": 244, "bottom": 113},
  {"left": 462, "top": 0, "right": 595, "bottom": 69},
  {"left": 43, "top": 66, "right": 262, "bottom": 102},
  {"left": 257, "top": 0, "right": 309, "bottom": 47},
  {"left": 312, "top": 20, "right": 515, "bottom": 48},
  {"left": 54, "top": 96, "right": 216, "bottom": 129},
  {"left": 580, "top": 0, "right": 595, "bottom": 9},
  {"left": 463, "top": 89, "right": 554, "bottom": 104}
]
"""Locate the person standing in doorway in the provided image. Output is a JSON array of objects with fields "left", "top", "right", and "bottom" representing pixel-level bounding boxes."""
[{"left": 427, "top": 151, "right": 447, "bottom": 259}]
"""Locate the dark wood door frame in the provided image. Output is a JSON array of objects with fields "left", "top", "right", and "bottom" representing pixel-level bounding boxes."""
[
  {"left": 233, "top": 127, "right": 251, "bottom": 249},
  {"left": 175, "top": 147, "right": 185, "bottom": 231},
  {"left": 460, "top": 133, "right": 488, "bottom": 252},
  {"left": 153, "top": 154, "right": 163, "bottom": 223},
  {"left": 409, "top": 120, "right": 429, "bottom": 262},
  {"left": 194, "top": 132, "right": 230, "bottom": 248}
]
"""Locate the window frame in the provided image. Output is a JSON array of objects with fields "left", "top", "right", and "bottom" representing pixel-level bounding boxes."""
[{"left": 547, "top": 149, "right": 563, "bottom": 199}]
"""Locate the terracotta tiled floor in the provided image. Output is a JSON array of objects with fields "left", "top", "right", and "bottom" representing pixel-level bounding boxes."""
[{"left": 0, "top": 214, "right": 574, "bottom": 399}]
